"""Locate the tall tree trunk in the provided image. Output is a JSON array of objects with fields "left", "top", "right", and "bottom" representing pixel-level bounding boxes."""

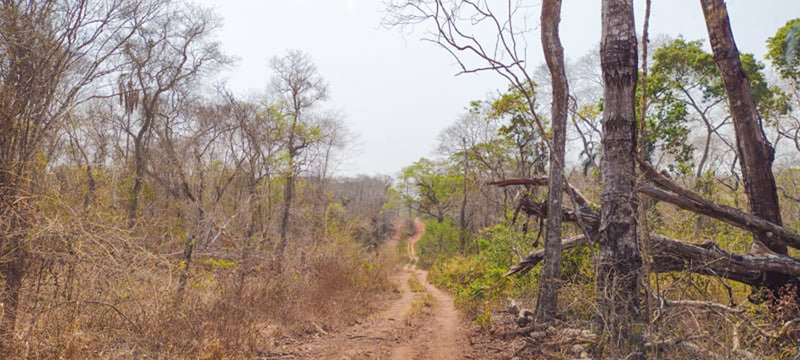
[
  {"left": 699, "top": 0, "right": 793, "bottom": 293},
  {"left": 276, "top": 163, "right": 293, "bottom": 269},
  {"left": 597, "top": 0, "right": 643, "bottom": 355},
  {"left": 83, "top": 164, "right": 96, "bottom": 213},
  {"left": 128, "top": 146, "right": 145, "bottom": 228},
  {"left": 637, "top": 0, "right": 654, "bottom": 330},
  {"left": 459, "top": 138, "right": 468, "bottom": 254},
  {"left": 276, "top": 117, "right": 299, "bottom": 271},
  {"left": 535, "top": 0, "right": 568, "bottom": 323}
]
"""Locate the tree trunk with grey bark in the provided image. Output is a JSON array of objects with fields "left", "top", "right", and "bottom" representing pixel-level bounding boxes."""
[
  {"left": 276, "top": 116, "right": 299, "bottom": 271},
  {"left": 535, "top": 0, "right": 568, "bottom": 323},
  {"left": 699, "top": 0, "right": 795, "bottom": 294},
  {"left": 128, "top": 145, "right": 145, "bottom": 228},
  {"left": 459, "top": 138, "right": 468, "bottom": 254},
  {"left": 597, "top": 0, "right": 644, "bottom": 355}
]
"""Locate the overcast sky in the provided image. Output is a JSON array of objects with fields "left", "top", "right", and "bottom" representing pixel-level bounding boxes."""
[{"left": 195, "top": 0, "right": 799, "bottom": 177}]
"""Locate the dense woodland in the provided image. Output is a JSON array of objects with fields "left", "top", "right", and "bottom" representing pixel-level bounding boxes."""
[{"left": 1, "top": 0, "right": 800, "bottom": 359}]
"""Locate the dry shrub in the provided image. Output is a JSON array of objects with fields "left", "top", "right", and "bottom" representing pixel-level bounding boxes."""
[{"left": 2, "top": 198, "right": 396, "bottom": 359}]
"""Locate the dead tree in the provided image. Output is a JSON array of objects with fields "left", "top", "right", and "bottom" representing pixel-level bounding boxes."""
[
  {"left": 0, "top": 0, "right": 168, "bottom": 347},
  {"left": 699, "top": 0, "right": 795, "bottom": 294},
  {"left": 536, "top": 0, "right": 569, "bottom": 323},
  {"left": 270, "top": 50, "right": 328, "bottom": 271},
  {"left": 120, "top": 3, "right": 228, "bottom": 228}
]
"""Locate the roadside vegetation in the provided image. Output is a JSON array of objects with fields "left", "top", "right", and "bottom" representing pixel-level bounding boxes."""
[
  {"left": 0, "top": 1, "right": 402, "bottom": 357},
  {"left": 389, "top": 4, "right": 800, "bottom": 355}
]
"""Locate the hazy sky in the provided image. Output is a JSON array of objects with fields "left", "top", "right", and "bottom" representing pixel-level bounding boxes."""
[{"left": 195, "top": 0, "right": 799, "bottom": 177}]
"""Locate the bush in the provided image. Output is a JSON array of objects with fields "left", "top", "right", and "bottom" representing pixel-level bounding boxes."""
[
  {"left": 416, "top": 219, "right": 461, "bottom": 268},
  {"left": 427, "top": 221, "right": 593, "bottom": 326}
]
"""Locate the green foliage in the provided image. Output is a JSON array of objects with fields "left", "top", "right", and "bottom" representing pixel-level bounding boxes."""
[
  {"left": 767, "top": 18, "right": 800, "bottom": 82},
  {"left": 429, "top": 255, "right": 510, "bottom": 323},
  {"left": 203, "top": 258, "right": 237, "bottom": 271},
  {"left": 416, "top": 219, "right": 461, "bottom": 268},
  {"left": 575, "top": 102, "right": 602, "bottom": 175},
  {"left": 641, "top": 92, "right": 693, "bottom": 175},
  {"left": 427, "top": 221, "right": 593, "bottom": 324},
  {"left": 397, "top": 158, "right": 460, "bottom": 220},
  {"left": 468, "top": 138, "right": 516, "bottom": 174},
  {"left": 487, "top": 85, "right": 548, "bottom": 175},
  {"left": 645, "top": 39, "right": 711, "bottom": 173},
  {"left": 645, "top": 38, "right": 788, "bottom": 175}
]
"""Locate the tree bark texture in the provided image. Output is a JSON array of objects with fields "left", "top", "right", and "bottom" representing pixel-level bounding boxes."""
[
  {"left": 700, "top": 0, "right": 792, "bottom": 292},
  {"left": 535, "top": 0, "right": 568, "bottom": 323},
  {"left": 598, "top": 0, "right": 644, "bottom": 354},
  {"left": 276, "top": 116, "right": 299, "bottom": 271}
]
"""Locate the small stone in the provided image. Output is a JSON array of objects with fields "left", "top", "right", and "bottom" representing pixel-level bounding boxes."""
[{"left": 571, "top": 344, "right": 586, "bottom": 355}]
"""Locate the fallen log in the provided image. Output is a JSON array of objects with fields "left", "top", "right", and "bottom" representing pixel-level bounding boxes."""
[
  {"left": 500, "top": 196, "right": 800, "bottom": 286},
  {"left": 505, "top": 235, "right": 589, "bottom": 276},
  {"left": 650, "top": 234, "right": 800, "bottom": 282},
  {"left": 489, "top": 178, "right": 593, "bottom": 209},
  {"left": 638, "top": 183, "right": 800, "bottom": 251},
  {"left": 493, "top": 170, "right": 800, "bottom": 251}
]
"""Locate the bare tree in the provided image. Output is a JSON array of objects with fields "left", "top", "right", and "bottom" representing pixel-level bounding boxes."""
[
  {"left": 227, "top": 92, "right": 285, "bottom": 245},
  {"left": 438, "top": 121, "right": 473, "bottom": 254},
  {"left": 700, "top": 0, "right": 795, "bottom": 294},
  {"left": 310, "top": 111, "right": 352, "bottom": 243},
  {"left": 437, "top": 107, "right": 506, "bottom": 234},
  {"left": 535, "top": 0, "right": 568, "bottom": 323},
  {"left": 118, "top": 2, "right": 228, "bottom": 227},
  {"left": 269, "top": 50, "right": 328, "bottom": 270},
  {"left": 0, "top": 0, "right": 176, "bottom": 346}
]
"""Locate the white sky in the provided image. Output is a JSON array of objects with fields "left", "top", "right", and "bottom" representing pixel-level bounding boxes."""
[{"left": 195, "top": 0, "right": 799, "bottom": 177}]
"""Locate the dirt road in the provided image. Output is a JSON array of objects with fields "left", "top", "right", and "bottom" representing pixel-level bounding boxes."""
[
  {"left": 390, "top": 218, "right": 464, "bottom": 360},
  {"left": 283, "top": 218, "right": 467, "bottom": 359}
]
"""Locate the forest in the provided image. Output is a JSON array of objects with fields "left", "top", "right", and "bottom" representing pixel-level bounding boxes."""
[{"left": 1, "top": 0, "right": 800, "bottom": 359}]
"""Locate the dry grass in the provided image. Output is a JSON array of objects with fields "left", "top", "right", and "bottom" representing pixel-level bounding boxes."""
[
  {"left": 404, "top": 292, "right": 434, "bottom": 326},
  {"left": 408, "top": 274, "right": 426, "bottom": 293},
  {"left": 3, "top": 201, "right": 398, "bottom": 359}
]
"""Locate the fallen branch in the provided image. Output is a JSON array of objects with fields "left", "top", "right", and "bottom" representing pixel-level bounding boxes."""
[
  {"left": 645, "top": 335, "right": 721, "bottom": 360},
  {"left": 498, "top": 191, "right": 800, "bottom": 286},
  {"left": 638, "top": 161, "right": 800, "bottom": 251},
  {"left": 492, "top": 171, "right": 800, "bottom": 251},
  {"left": 651, "top": 234, "right": 800, "bottom": 281},
  {"left": 639, "top": 183, "right": 800, "bottom": 251},
  {"left": 505, "top": 235, "right": 589, "bottom": 276},
  {"left": 489, "top": 178, "right": 593, "bottom": 209}
]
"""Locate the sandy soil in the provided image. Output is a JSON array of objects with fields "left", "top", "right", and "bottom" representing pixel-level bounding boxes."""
[
  {"left": 390, "top": 218, "right": 466, "bottom": 360},
  {"left": 278, "top": 218, "right": 468, "bottom": 360}
]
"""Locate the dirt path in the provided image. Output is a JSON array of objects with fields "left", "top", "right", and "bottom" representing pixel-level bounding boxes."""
[
  {"left": 283, "top": 218, "right": 467, "bottom": 360},
  {"left": 390, "top": 218, "right": 465, "bottom": 360}
]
